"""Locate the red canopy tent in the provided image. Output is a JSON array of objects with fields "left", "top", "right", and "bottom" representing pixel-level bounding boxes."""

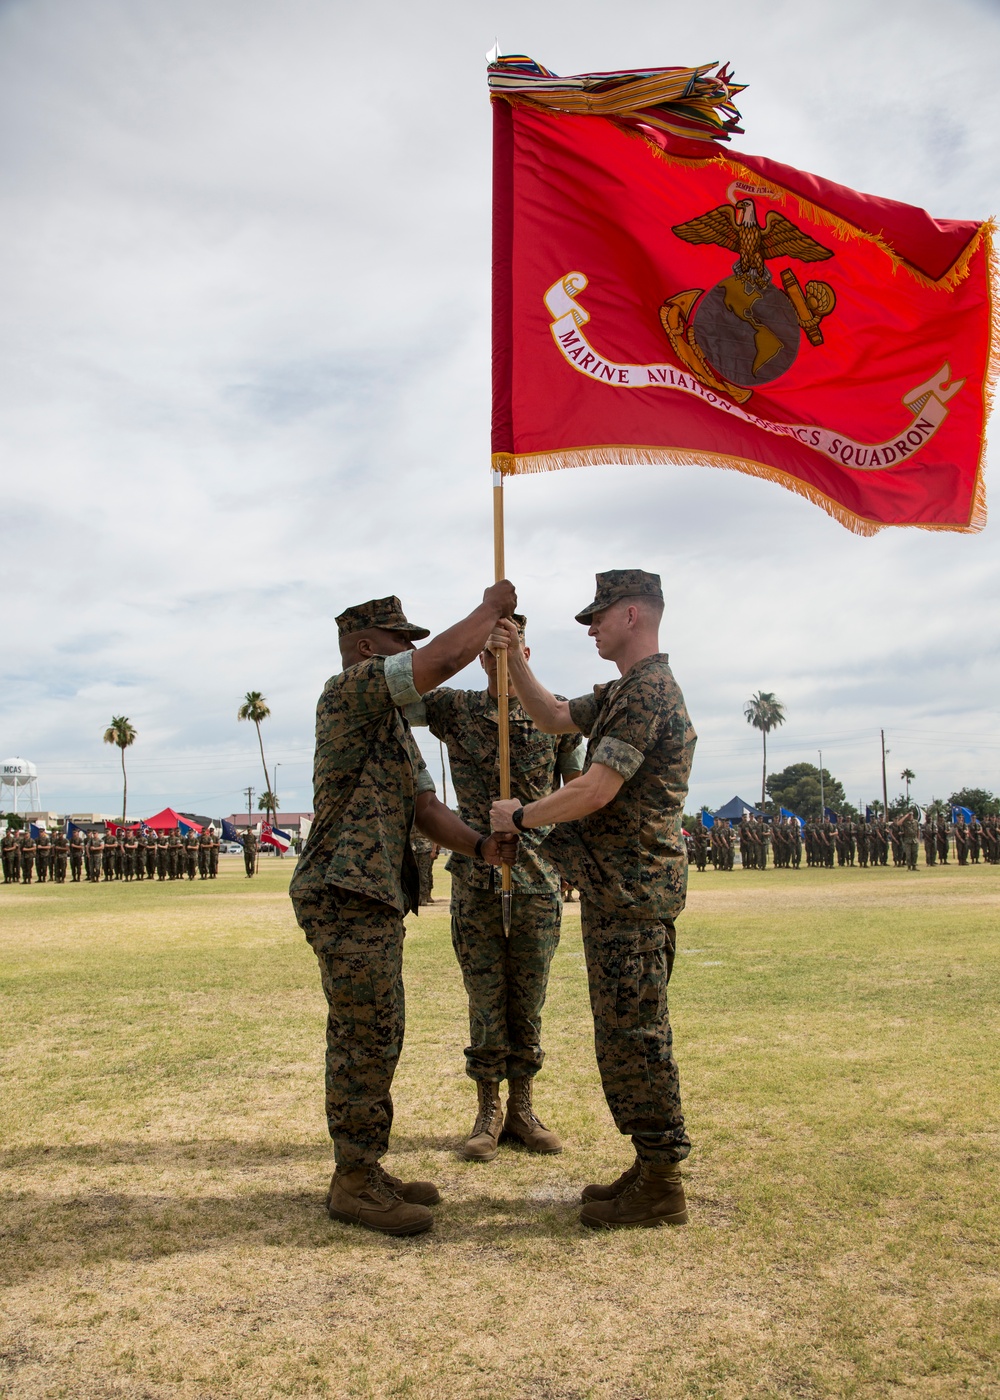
[{"left": 143, "top": 807, "right": 202, "bottom": 833}]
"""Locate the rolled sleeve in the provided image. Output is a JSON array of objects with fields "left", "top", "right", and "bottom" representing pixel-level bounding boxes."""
[
  {"left": 415, "top": 765, "right": 436, "bottom": 795},
  {"left": 591, "top": 735, "right": 645, "bottom": 782},
  {"left": 384, "top": 650, "right": 423, "bottom": 708}
]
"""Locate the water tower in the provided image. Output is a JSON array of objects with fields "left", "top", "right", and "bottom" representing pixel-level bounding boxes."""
[{"left": 1, "top": 757, "right": 41, "bottom": 816}]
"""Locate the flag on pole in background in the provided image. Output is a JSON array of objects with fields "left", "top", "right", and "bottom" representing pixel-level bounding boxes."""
[
  {"left": 952, "top": 805, "right": 975, "bottom": 822},
  {"left": 490, "top": 56, "right": 997, "bottom": 535},
  {"left": 823, "top": 807, "right": 839, "bottom": 823},
  {"left": 700, "top": 810, "right": 715, "bottom": 829},
  {"left": 261, "top": 824, "right": 291, "bottom": 853},
  {"left": 221, "top": 819, "right": 244, "bottom": 845},
  {"left": 29, "top": 822, "right": 43, "bottom": 839},
  {"left": 177, "top": 818, "right": 202, "bottom": 835},
  {"left": 780, "top": 807, "right": 805, "bottom": 829}
]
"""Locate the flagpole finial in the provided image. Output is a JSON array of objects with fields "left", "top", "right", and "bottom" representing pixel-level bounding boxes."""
[{"left": 486, "top": 37, "right": 500, "bottom": 65}]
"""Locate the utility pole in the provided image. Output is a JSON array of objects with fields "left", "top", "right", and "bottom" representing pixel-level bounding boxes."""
[
  {"left": 881, "top": 730, "right": 889, "bottom": 815},
  {"left": 245, "top": 786, "right": 254, "bottom": 826},
  {"left": 818, "top": 749, "right": 825, "bottom": 816}
]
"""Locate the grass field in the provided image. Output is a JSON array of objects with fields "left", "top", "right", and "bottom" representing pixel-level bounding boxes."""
[{"left": 1, "top": 854, "right": 998, "bottom": 1399}]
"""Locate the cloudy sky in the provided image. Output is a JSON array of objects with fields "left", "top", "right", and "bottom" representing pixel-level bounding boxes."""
[{"left": 2, "top": 0, "right": 999, "bottom": 821}]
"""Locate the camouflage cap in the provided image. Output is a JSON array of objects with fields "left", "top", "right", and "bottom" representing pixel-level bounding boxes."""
[
  {"left": 511, "top": 612, "right": 527, "bottom": 638},
  {"left": 574, "top": 570, "right": 663, "bottom": 624},
  {"left": 335, "top": 595, "right": 430, "bottom": 641}
]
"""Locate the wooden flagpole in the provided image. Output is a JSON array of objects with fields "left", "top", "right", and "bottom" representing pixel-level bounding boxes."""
[{"left": 493, "top": 466, "right": 512, "bottom": 936}]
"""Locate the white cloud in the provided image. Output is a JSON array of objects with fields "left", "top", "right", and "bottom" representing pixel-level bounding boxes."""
[{"left": 1, "top": 0, "right": 998, "bottom": 819}]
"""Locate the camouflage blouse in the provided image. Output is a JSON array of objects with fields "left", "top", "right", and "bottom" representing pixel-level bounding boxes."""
[
  {"left": 409, "top": 688, "right": 584, "bottom": 895},
  {"left": 541, "top": 653, "right": 696, "bottom": 919},
  {"left": 290, "top": 652, "right": 435, "bottom": 914}
]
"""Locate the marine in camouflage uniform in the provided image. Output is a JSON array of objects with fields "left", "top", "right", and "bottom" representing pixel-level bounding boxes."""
[
  {"left": 20, "top": 831, "right": 35, "bottom": 883},
  {"left": 896, "top": 810, "right": 919, "bottom": 870},
  {"left": 242, "top": 828, "right": 257, "bottom": 877},
  {"left": 70, "top": 829, "right": 85, "bottom": 882},
  {"left": 185, "top": 831, "right": 199, "bottom": 880},
  {"left": 35, "top": 830, "right": 51, "bottom": 883},
  {"left": 199, "top": 826, "right": 212, "bottom": 879},
  {"left": 51, "top": 830, "right": 69, "bottom": 883},
  {"left": 289, "top": 586, "right": 518, "bottom": 1237},
  {"left": 692, "top": 823, "right": 708, "bottom": 872},
  {"left": 408, "top": 613, "right": 585, "bottom": 1160},
  {"left": 2, "top": 827, "right": 18, "bottom": 883},
  {"left": 491, "top": 571, "right": 695, "bottom": 1230},
  {"left": 922, "top": 819, "right": 936, "bottom": 866}
]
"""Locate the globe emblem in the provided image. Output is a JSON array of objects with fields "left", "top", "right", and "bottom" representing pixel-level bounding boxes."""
[{"left": 692, "top": 276, "right": 801, "bottom": 388}]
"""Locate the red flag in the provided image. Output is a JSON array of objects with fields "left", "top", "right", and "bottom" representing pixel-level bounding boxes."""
[{"left": 491, "top": 73, "right": 997, "bottom": 535}]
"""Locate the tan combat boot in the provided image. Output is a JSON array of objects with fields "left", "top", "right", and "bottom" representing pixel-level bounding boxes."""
[
  {"left": 327, "top": 1165, "right": 434, "bottom": 1236},
  {"left": 503, "top": 1077, "right": 563, "bottom": 1154},
  {"left": 580, "top": 1159, "right": 688, "bottom": 1229},
  {"left": 580, "top": 1155, "right": 640, "bottom": 1203},
  {"left": 327, "top": 1164, "right": 441, "bottom": 1210},
  {"left": 464, "top": 1081, "right": 504, "bottom": 1161}
]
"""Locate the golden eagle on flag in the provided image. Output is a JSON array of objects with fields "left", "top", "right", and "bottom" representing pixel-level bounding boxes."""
[{"left": 489, "top": 56, "right": 997, "bottom": 534}]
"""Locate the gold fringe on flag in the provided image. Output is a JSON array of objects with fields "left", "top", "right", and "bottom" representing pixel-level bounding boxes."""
[{"left": 492, "top": 443, "right": 988, "bottom": 537}]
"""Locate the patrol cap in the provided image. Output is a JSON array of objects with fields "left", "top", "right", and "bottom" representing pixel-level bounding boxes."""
[
  {"left": 511, "top": 612, "right": 527, "bottom": 638},
  {"left": 574, "top": 570, "right": 663, "bottom": 624},
  {"left": 336, "top": 595, "right": 430, "bottom": 641}
]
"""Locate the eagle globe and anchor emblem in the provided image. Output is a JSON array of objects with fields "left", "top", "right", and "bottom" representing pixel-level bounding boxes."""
[{"left": 660, "top": 188, "right": 837, "bottom": 405}]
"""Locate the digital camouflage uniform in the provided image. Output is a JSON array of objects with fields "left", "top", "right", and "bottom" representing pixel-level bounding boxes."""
[
  {"left": 541, "top": 641, "right": 696, "bottom": 1167},
  {"left": 242, "top": 829, "right": 257, "bottom": 877},
  {"left": 898, "top": 811, "right": 919, "bottom": 870},
  {"left": 70, "top": 831, "right": 85, "bottom": 882},
  {"left": 289, "top": 617, "right": 435, "bottom": 1174},
  {"left": 2, "top": 829, "right": 18, "bottom": 883},
  {"left": 409, "top": 682, "right": 584, "bottom": 1085},
  {"left": 51, "top": 831, "right": 69, "bottom": 883}
]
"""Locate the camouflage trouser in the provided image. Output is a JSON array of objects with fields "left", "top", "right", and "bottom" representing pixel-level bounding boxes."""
[
  {"left": 292, "top": 886, "right": 405, "bottom": 1172},
  {"left": 580, "top": 899, "right": 691, "bottom": 1165},
  {"left": 903, "top": 838, "right": 919, "bottom": 870},
  {"left": 450, "top": 882, "right": 561, "bottom": 1084}
]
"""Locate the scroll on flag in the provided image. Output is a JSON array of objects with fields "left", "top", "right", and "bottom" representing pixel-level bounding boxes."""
[{"left": 490, "top": 56, "right": 997, "bottom": 534}]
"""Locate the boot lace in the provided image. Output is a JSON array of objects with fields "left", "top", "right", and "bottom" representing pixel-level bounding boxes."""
[
  {"left": 472, "top": 1086, "right": 501, "bottom": 1136},
  {"left": 510, "top": 1081, "right": 540, "bottom": 1127},
  {"left": 364, "top": 1165, "right": 400, "bottom": 1205}
]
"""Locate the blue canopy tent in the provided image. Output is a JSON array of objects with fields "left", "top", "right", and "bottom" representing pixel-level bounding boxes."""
[{"left": 713, "top": 796, "right": 765, "bottom": 821}]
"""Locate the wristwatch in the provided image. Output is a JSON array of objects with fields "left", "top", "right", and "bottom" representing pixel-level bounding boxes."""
[{"left": 511, "top": 807, "right": 527, "bottom": 832}]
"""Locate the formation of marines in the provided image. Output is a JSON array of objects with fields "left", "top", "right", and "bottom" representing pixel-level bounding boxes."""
[
  {"left": 292, "top": 570, "right": 693, "bottom": 1237},
  {"left": 686, "top": 812, "right": 997, "bottom": 872},
  {"left": 1, "top": 825, "right": 221, "bottom": 885}
]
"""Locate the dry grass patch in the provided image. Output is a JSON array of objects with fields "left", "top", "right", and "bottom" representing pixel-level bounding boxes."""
[{"left": 1, "top": 857, "right": 998, "bottom": 1397}]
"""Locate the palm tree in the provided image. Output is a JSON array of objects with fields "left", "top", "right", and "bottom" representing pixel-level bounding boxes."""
[
  {"left": 238, "top": 691, "right": 273, "bottom": 822},
  {"left": 900, "top": 768, "right": 915, "bottom": 803},
  {"left": 744, "top": 690, "right": 786, "bottom": 808},
  {"left": 103, "top": 715, "right": 137, "bottom": 823},
  {"left": 257, "top": 791, "right": 279, "bottom": 816}
]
